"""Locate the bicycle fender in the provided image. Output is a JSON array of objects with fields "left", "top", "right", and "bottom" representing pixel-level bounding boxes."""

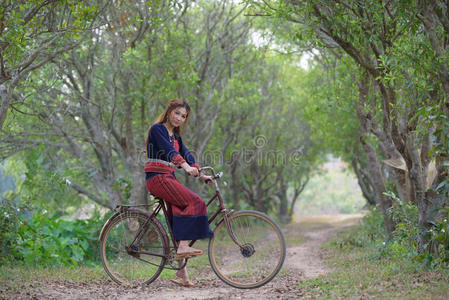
[
  {"left": 98, "top": 211, "right": 121, "bottom": 242},
  {"left": 98, "top": 207, "right": 154, "bottom": 241}
]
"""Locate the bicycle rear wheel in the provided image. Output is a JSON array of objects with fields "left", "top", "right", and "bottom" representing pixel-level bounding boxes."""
[
  {"left": 100, "top": 211, "right": 169, "bottom": 285},
  {"left": 208, "top": 210, "right": 286, "bottom": 289}
]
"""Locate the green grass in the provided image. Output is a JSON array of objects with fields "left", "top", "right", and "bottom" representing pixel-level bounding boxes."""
[
  {"left": 0, "top": 238, "right": 217, "bottom": 294},
  {"left": 0, "top": 258, "right": 206, "bottom": 293},
  {"left": 0, "top": 264, "right": 106, "bottom": 283},
  {"left": 297, "top": 227, "right": 449, "bottom": 299},
  {"left": 0, "top": 239, "right": 210, "bottom": 290},
  {"left": 0, "top": 264, "right": 107, "bottom": 293}
]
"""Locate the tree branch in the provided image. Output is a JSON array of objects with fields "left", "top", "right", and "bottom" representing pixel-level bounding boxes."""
[{"left": 64, "top": 178, "right": 109, "bottom": 208}]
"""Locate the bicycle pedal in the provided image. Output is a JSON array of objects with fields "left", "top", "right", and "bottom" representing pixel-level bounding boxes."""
[
  {"left": 174, "top": 254, "right": 195, "bottom": 259},
  {"left": 174, "top": 252, "right": 203, "bottom": 259}
]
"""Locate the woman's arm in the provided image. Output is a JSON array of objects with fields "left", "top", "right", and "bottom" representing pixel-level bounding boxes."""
[
  {"left": 178, "top": 136, "right": 199, "bottom": 168},
  {"left": 178, "top": 136, "right": 202, "bottom": 177},
  {"left": 178, "top": 138, "right": 213, "bottom": 182},
  {"left": 149, "top": 124, "right": 186, "bottom": 167}
]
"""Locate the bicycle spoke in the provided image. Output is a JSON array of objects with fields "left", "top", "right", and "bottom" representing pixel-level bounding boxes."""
[{"left": 107, "top": 244, "right": 126, "bottom": 253}]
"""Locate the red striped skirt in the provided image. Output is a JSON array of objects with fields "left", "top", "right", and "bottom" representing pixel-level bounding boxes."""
[{"left": 145, "top": 173, "right": 213, "bottom": 241}]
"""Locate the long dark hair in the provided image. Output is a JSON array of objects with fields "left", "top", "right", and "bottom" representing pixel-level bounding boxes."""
[{"left": 145, "top": 99, "right": 191, "bottom": 148}]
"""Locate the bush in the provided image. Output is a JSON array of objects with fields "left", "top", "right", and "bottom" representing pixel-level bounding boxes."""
[
  {"left": 17, "top": 211, "right": 105, "bottom": 266},
  {"left": 426, "top": 207, "right": 449, "bottom": 266},
  {"left": 387, "top": 191, "right": 418, "bottom": 251},
  {"left": 0, "top": 194, "right": 25, "bottom": 263},
  {"left": 336, "top": 191, "right": 449, "bottom": 270},
  {"left": 1, "top": 198, "right": 112, "bottom": 266},
  {"left": 333, "top": 207, "right": 385, "bottom": 249}
]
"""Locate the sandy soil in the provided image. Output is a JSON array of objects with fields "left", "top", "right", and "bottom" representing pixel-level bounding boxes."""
[{"left": 3, "top": 214, "right": 361, "bottom": 300}]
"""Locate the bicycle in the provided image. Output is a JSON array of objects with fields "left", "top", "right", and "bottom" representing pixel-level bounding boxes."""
[{"left": 99, "top": 166, "right": 286, "bottom": 289}]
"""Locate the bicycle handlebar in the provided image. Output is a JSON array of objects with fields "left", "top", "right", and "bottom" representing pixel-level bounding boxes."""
[
  {"left": 199, "top": 166, "right": 223, "bottom": 180},
  {"left": 143, "top": 154, "right": 223, "bottom": 181}
]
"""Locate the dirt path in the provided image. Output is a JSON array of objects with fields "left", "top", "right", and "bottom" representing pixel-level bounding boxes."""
[{"left": 6, "top": 215, "right": 361, "bottom": 300}]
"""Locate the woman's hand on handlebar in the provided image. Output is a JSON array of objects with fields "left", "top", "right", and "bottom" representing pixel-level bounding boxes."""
[
  {"left": 181, "top": 163, "right": 199, "bottom": 177},
  {"left": 200, "top": 175, "right": 214, "bottom": 184}
]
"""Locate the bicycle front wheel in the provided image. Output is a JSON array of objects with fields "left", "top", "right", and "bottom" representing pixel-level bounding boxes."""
[
  {"left": 208, "top": 210, "right": 286, "bottom": 289},
  {"left": 100, "top": 211, "right": 169, "bottom": 286}
]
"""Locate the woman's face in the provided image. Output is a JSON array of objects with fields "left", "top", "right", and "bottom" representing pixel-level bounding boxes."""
[{"left": 167, "top": 106, "right": 188, "bottom": 128}]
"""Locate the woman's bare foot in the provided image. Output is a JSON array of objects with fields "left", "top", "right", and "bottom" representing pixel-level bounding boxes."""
[
  {"left": 176, "top": 240, "right": 203, "bottom": 257},
  {"left": 169, "top": 278, "right": 195, "bottom": 287},
  {"left": 170, "top": 260, "right": 194, "bottom": 287}
]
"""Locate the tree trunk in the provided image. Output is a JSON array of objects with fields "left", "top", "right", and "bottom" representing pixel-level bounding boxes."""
[
  {"left": 357, "top": 74, "right": 395, "bottom": 236},
  {"left": 420, "top": 2, "right": 449, "bottom": 116},
  {"left": 254, "top": 181, "right": 267, "bottom": 213},
  {"left": 129, "top": 162, "right": 147, "bottom": 205},
  {"left": 360, "top": 138, "right": 396, "bottom": 236},
  {"left": 277, "top": 182, "right": 290, "bottom": 224},
  {"left": 230, "top": 161, "right": 241, "bottom": 210},
  {"left": 288, "top": 176, "right": 309, "bottom": 221},
  {"left": 351, "top": 157, "right": 377, "bottom": 206},
  {"left": 404, "top": 132, "right": 443, "bottom": 252},
  {"left": 0, "top": 84, "right": 9, "bottom": 129}
]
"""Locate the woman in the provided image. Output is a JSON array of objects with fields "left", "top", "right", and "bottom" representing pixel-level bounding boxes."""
[{"left": 144, "top": 99, "right": 214, "bottom": 287}]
